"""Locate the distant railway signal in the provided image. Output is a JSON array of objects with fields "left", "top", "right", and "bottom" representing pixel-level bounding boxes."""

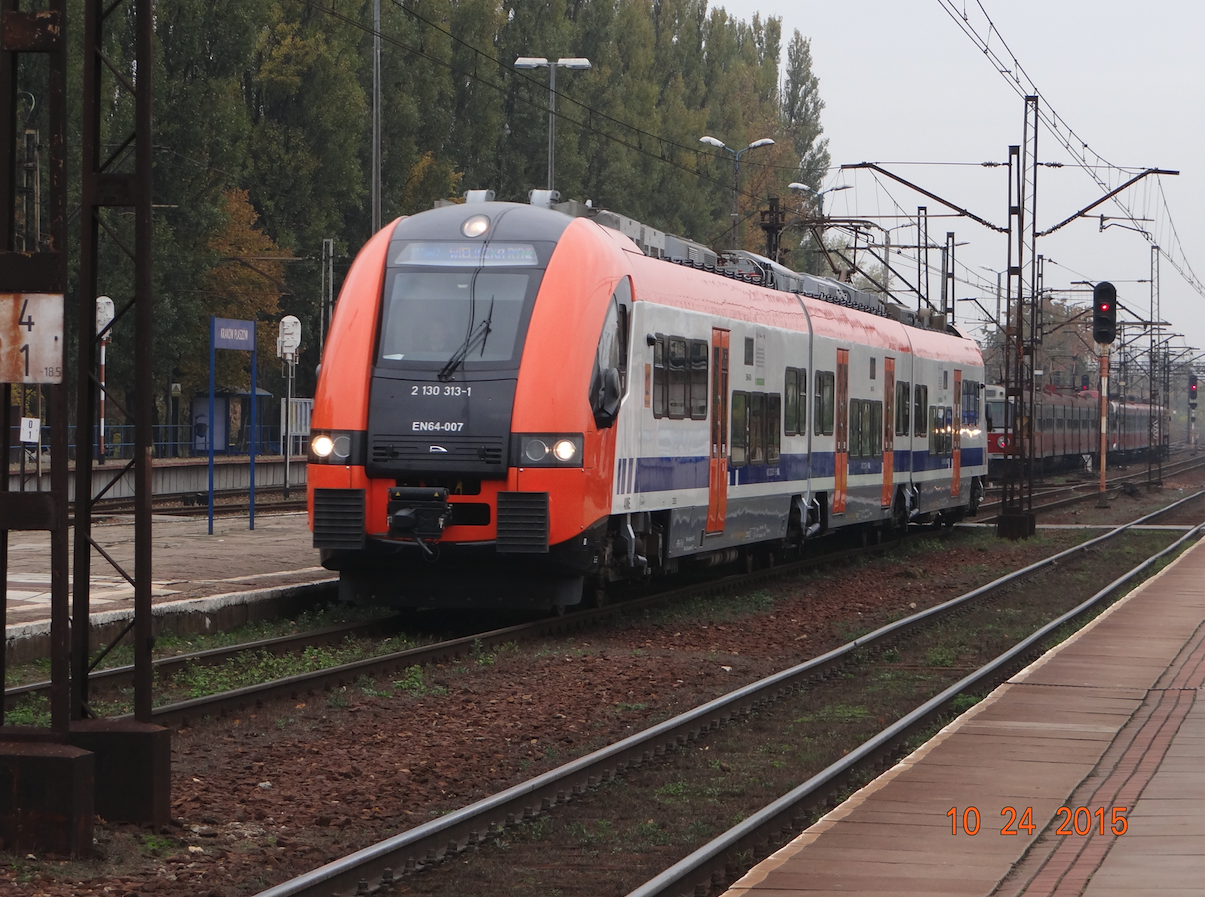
[
  {"left": 1092, "top": 282, "right": 1117, "bottom": 345},
  {"left": 1190, "top": 374, "right": 1198, "bottom": 409}
]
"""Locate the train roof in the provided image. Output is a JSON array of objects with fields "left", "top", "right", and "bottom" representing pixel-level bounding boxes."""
[{"left": 432, "top": 197, "right": 964, "bottom": 339}]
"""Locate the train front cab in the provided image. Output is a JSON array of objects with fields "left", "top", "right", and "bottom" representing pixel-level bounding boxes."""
[{"left": 308, "top": 203, "right": 633, "bottom": 609}]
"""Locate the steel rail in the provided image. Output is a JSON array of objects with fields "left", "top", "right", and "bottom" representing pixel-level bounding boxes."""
[
  {"left": 3, "top": 612, "right": 396, "bottom": 712},
  {"left": 979, "top": 455, "right": 1205, "bottom": 517},
  {"left": 248, "top": 492, "right": 1204, "bottom": 897},
  {"left": 627, "top": 521, "right": 1205, "bottom": 897},
  {"left": 128, "top": 532, "right": 915, "bottom": 728},
  {"left": 5, "top": 528, "right": 912, "bottom": 722}
]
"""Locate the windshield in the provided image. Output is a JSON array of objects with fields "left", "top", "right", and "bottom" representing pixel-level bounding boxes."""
[{"left": 376, "top": 240, "right": 551, "bottom": 372}]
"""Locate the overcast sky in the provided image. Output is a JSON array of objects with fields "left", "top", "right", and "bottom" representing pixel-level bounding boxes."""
[{"left": 715, "top": 0, "right": 1205, "bottom": 360}]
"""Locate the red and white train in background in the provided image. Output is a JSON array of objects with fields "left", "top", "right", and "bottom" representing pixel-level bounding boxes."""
[
  {"left": 984, "top": 384, "right": 1169, "bottom": 479},
  {"left": 307, "top": 196, "right": 988, "bottom": 609}
]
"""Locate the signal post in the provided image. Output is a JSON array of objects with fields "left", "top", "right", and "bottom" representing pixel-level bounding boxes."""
[
  {"left": 1190, "top": 374, "right": 1198, "bottom": 453},
  {"left": 1093, "top": 283, "right": 1117, "bottom": 507}
]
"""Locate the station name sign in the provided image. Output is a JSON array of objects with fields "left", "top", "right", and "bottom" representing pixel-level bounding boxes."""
[
  {"left": 214, "top": 317, "right": 256, "bottom": 351},
  {"left": 1, "top": 293, "right": 64, "bottom": 384}
]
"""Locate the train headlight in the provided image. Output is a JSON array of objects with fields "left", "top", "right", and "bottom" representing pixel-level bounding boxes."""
[
  {"left": 523, "top": 438, "right": 550, "bottom": 462},
  {"left": 308, "top": 430, "right": 365, "bottom": 465},
  {"left": 553, "top": 439, "right": 578, "bottom": 463},
  {"left": 462, "top": 214, "right": 491, "bottom": 238},
  {"left": 512, "top": 434, "right": 584, "bottom": 468}
]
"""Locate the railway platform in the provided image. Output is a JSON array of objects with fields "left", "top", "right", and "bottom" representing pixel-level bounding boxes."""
[
  {"left": 723, "top": 535, "right": 1205, "bottom": 897},
  {"left": 6, "top": 453, "right": 306, "bottom": 501},
  {"left": 3, "top": 510, "right": 332, "bottom": 662}
]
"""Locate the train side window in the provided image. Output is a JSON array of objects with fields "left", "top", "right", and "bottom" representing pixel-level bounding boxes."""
[
  {"left": 815, "top": 371, "right": 835, "bottom": 436},
  {"left": 689, "top": 339, "right": 709, "bottom": 420},
  {"left": 652, "top": 335, "right": 666, "bottom": 418},
  {"left": 944, "top": 407, "right": 953, "bottom": 453},
  {"left": 668, "top": 337, "right": 687, "bottom": 419},
  {"left": 870, "top": 401, "right": 883, "bottom": 457},
  {"left": 749, "top": 393, "right": 766, "bottom": 465},
  {"left": 784, "top": 368, "right": 798, "bottom": 436},
  {"left": 914, "top": 385, "right": 928, "bottom": 436},
  {"left": 895, "top": 381, "right": 910, "bottom": 435},
  {"left": 798, "top": 369, "right": 807, "bottom": 434},
  {"left": 929, "top": 406, "right": 941, "bottom": 454},
  {"left": 962, "top": 380, "right": 979, "bottom": 426},
  {"left": 731, "top": 392, "right": 748, "bottom": 466},
  {"left": 744, "top": 337, "right": 754, "bottom": 366},
  {"left": 849, "top": 399, "right": 863, "bottom": 458},
  {"left": 767, "top": 394, "right": 781, "bottom": 464}
]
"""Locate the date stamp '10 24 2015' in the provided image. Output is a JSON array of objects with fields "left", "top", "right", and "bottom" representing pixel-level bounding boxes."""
[{"left": 948, "top": 806, "right": 1129, "bottom": 836}]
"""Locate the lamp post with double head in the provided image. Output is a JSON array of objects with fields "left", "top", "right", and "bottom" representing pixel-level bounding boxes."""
[
  {"left": 788, "top": 182, "right": 851, "bottom": 277},
  {"left": 514, "top": 57, "right": 592, "bottom": 192},
  {"left": 700, "top": 136, "right": 775, "bottom": 249}
]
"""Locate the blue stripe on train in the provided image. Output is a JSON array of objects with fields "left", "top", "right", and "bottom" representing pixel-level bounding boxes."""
[{"left": 625, "top": 447, "right": 986, "bottom": 493}]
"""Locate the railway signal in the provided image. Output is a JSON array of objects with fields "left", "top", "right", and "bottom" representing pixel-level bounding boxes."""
[
  {"left": 1092, "top": 282, "right": 1117, "bottom": 345},
  {"left": 1190, "top": 374, "right": 1198, "bottom": 409}
]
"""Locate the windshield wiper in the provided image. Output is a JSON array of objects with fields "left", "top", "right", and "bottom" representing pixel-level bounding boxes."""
[{"left": 437, "top": 297, "right": 495, "bottom": 382}]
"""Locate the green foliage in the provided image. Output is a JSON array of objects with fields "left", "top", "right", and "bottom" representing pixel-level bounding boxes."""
[{"left": 44, "top": 0, "right": 832, "bottom": 408}]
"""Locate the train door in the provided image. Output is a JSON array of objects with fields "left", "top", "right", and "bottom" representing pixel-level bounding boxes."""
[
  {"left": 707, "top": 328, "right": 730, "bottom": 532},
  {"left": 834, "top": 348, "right": 849, "bottom": 514},
  {"left": 882, "top": 357, "right": 895, "bottom": 508},
  {"left": 952, "top": 369, "right": 962, "bottom": 498}
]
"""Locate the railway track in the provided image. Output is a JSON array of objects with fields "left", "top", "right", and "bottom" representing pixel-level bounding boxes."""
[
  {"left": 980, "top": 453, "right": 1205, "bottom": 518},
  {"left": 2, "top": 524, "right": 919, "bottom": 719},
  {"left": 244, "top": 492, "right": 1203, "bottom": 897}
]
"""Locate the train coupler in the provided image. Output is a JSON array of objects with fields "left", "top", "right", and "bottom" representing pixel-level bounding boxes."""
[{"left": 387, "top": 487, "right": 452, "bottom": 540}]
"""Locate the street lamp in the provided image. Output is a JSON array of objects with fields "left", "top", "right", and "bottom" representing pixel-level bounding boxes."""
[
  {"left": 514, "top": 56, "right": 592, "bottom": 192},
  {"left": 788, "top": 182, "right": 851, "bottom": 216},
  {"left": 788, "top": 182, "right": 851, "bottom": 278},
  {"left": 700, "top": 135, "right": 775, "bottom": 248}
]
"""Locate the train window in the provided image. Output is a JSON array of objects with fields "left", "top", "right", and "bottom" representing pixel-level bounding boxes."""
[
  {"left": 744, "top": 337, "right": 754, "bottom": 366},
  {"left": 749, "top": 393, "right": 766, "bottom": 465},
  {"left": 914, "top": 385, "right": 928, "bottom": 436},
  {"left": 849, "top": 399, "right": 862, "bottom": 457},
  {"left": 378, "top": 270, "right": 533, "bottom": 366},
  {"left": 895, "top": 381, "right": 910, "bottom": 435},
  {"left": 767, "top": 394, "right": 781, "bottom": 464},
  {"left": 943, "top": 370, "right": 949, "bottom": 390},
  {"left": 731, "top": 392, "right": 748, "bottom": 466},
  {"left": 870, "top": 401, "right": 883, "bottom": 457},
  {"left": 784, "top": 367, "right": 808, "bottom": 436},
  {"left": 962, "top": 380, "right": 980, "bottom": 426},
  {"left": 870, "top": 357, "right": 876, "bottom": 380},
  {"left": 815, "top": 371, "right": 835, "bottom": 436},
  {"left": 652, "top": 335, "right": 666, "bottom": 418},
  {"left": 784, "top": 369, "right": 799, "bottom": 436},
  {"left": 614, "top": 278, "right": 632, "bottom": 376},
  {"left": 689, "top": 340, "right": 709, "bottom": 420},
  {"left": 799, "top": 369, "right": 807, "bottom": 433},
  {"left": 929, "top": 406, "right": 953, "bottom": 455},
  {"left": 668, "top": 337, "right": 687, "bottom": 419}
]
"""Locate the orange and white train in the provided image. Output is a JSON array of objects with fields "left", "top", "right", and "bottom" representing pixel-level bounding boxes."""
[{"left": 308, "top": 198, "right": 988, "bottom": 609}]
